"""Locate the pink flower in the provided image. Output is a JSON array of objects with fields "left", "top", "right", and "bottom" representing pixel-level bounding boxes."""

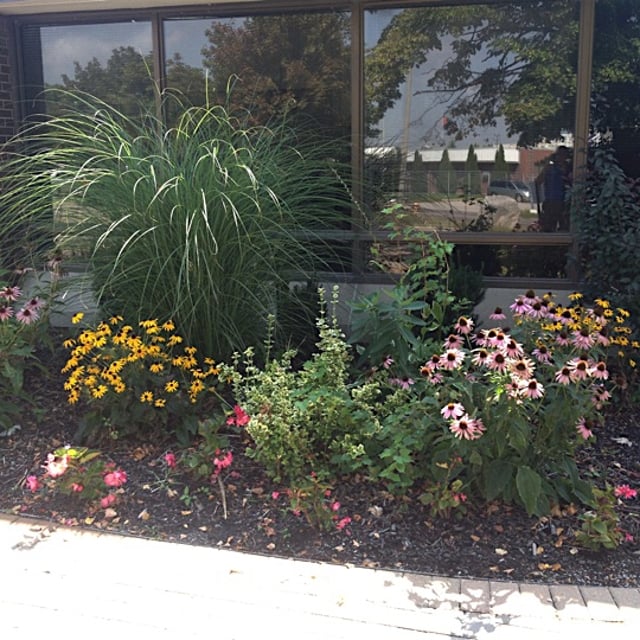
[
  {"left": 441, "top": 402, "right": 465, "bottom": 420},
  {"left": 504, "top": 339, "right": 524, "bottom": 359},
  {"left": 271, "top": 491, "right": 280, "bottom": 500},
  {"left": 440, "top": 349, "right": 465, "bottom": 370},
  {"left": 226, "top": 405, "right": 250, "bottom": 427},
  {"left": 449, "top": 415, "right": 483, "bottom": 440},
  {"left": 532, "top": 345, "right": 552, "bottom": 363},
  {"left": 0, "top": 285, "right": 21, "bottom": 301},
  {"left": 15, "top": 306, "right": 39, "bottom": 324},
  {"left": 509, "top": 297, "right": 531, "bottom": 316},
  {"left": 454, "top": 316, "right": 474, "bottom": 335},
  {"left": 382, "top": 356, "right": 394, "bottom": 369},
  {"left": 471, "top": 348, "right": 489, "bottom": 367},
  {"left": 487, "top": 331, "right": 508, "bottom": 350},
  {"left": 624, "top": 532, "right": 634, "bottom": 543},
  {"left": 100, "top": 494, "right": 116, "bottom": 508},
  {"left": 453, "top": 492, "right": 467, "bottom": 504},
  {"left": 572, "top": 329, "right": 595, "bottom": 350},
  {"left": 510, "top": 357, "right": 535, "bottom": 380},
  {"left": 567, "top": 358, "right": 590, "bottom": 382},
  {"left": 489, "top": 307, "right": 506, "bottom": 321},
  {"left": 25, "top": 475, "right": 41, "bottom": 492},
  {"left": 589, "top": 361, "right": 609, "bottom": 380},
  {"left": 555, "top": 331, "right": 570, "bottom": 346},
  {"left": 576, "top": 417, "right": 593, "bottom": 440},
  {"left": 104, "top": 469, "right": 127, "bottom": 488},
  {"left": 443, "top": 333, "right": 464, "bottom": 350},
  {"left": 487, "top": 351, "right": 508, "bottom": 373},
  {"left": 26, "top": 296, "right": 45, "bottom": 310},
  {"left": 331, "top": 501, "right": 341, "bottom": 512},
  {"left": 519, "top": 379, "right": 544, "bottom": 399},
  {"left": 527, "top": 301, "right": 547, "bottom": 320},
  {"left": 0, "top": 305, "right": 14, "bottom": 321},
  {"left": 555, "top": 366, "right": 572, "bottom": 385},
  {"left": 390, "top": 376, "right": 414, "bottom": 390},
  {"left": 335, "top": 516, "right": 352, "bottom": 531},
  {"left": 44, "top": 453, "right": 69, "bottom": 478},
  {"left": 421, "top": 354, "right": 441, "bottom": 373},
  {"left": 164, "top": 452, "right": 177, "bottom": 468},
  {"left": 213, "top": 450, "right": 233, "bottom": 475},
  {"left": 70, "top": 483, "right": 84, "bottom": 493},
  {"left": 614, "top": 485, "right": 637, "bottom": 500}
]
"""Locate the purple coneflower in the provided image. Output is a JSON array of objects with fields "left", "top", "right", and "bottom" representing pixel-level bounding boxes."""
[
  {"left": 589, "top": 361, "right": 609, "bottom": 380},
  {"left": 572, "top": 328, "right": 595, "bottom": 350},
  {"left": 532, "top": 345, "right": 552, "bottom": 363},
  {"left": 0, "top": 305, "right": 14, "bottom": 321},
  {"left": 509, "top": 297, "right": 531, "bottom": 316},
  {"left": 504, "top": 338, "right": 524, "bottom": 359},
  {"left": 576, "top": 417, "right": 593, "bottom": 440},
  {"left": 449, "top": 414, "right": 483, "bottom": 440},
  {"left": 0, "top": 285, "right": 21, "bottom": 301},
  {"left": 454, "top": 316, "right": 474, "bottom": 335},
  {"left": 16, "top": 306, "right": 39, "bottom": 324},
  {"left": 440, "top": 348, "right": 465, "bottom": 371},
  {"left": 554, "top": 366, "right": 572, "bottom": 385},
  {"left": 489, "top": 307, "right": 506, "bottom": 321},
  {"left": 471, "top": 348, "right": 490, "bottom": 367},
  {"left": 487, "top": 351, "right": 508, "bottom": 373},
  {"left": 519, "top": 379, "right": 544, "bottom": 399},
  {"left": 441, "top": 402, "right": 465, "bottom": 420}
]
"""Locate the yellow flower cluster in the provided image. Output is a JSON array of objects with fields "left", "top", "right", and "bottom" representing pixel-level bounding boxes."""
[{"left": 62, "top": 315, "right": 219, "bottom": 407}]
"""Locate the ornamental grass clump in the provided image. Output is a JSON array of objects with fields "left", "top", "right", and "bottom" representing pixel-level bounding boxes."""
[
  {"left": 62, "top": 314, "right": 221, "bottom": 442},
  {"left": 0, "top": 88, "right": 351, "bottom": 361}
]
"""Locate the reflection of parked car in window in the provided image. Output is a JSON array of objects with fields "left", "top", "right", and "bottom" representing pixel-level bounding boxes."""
[{"left": 487, "top": 179, "right": 531, "bottom": 202}]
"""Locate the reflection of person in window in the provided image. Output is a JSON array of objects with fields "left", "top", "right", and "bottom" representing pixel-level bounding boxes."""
[{"left": 535, "top": 146, "right": 572, "bottom": 232}]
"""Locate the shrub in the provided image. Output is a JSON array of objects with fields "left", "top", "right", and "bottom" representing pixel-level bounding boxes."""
[{"left": 0, "top": 89, "right": 352, "bottom": 361}]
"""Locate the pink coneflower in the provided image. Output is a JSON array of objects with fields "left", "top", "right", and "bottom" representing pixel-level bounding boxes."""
[
  {"left": 523, "top": 289, "right": 539, "bottom": 305},
  {"left": 443, "top": 334, "right": 464, "bottom": 350},
  {"left": 471, "top": 348, "right": 490, "bottom": 367},
  {"left": 510, "top": 357, "right": 535, "bottom": 380},
  {"left": 429, "top": 373, "right": 444, "bottom": 385},
  {"left": 15, "top": 306, "right": 39, "bottom": 324},
  {"left": 454, "top": 316, "right": 474, "bottom": 335},
  {"left": 592, "top": 385, "right": 611, "bottom": 409},
  {"left": 489, "top": 307, "right": 506, "bottom": 321},
  {"left": 473, "top": 417, "right": 486, "bottom": 436},
  {"left": 25, "top": 296, "right": 45, "bottom": 311},
  {"left": 555, "top": 331, "right": 570, "bottom": 346},
  {"left": 572, "top": 328, "right": 595, "bottom": 350},
  {"left": 576, "top": 417, "right": 593, "bottom": 440},
  {"left": 589, "top": 361, "right": 609, "bottom": 380},
  {"left": 488, "top": 331, "right": 508, "bottom": 350},
  {"left": 505, "top": 380, "right": 521, "bottom": 399},
  {"left": 440, "top": 349, "right": 465, "bottom": 370},
  {"left": 568, "top": 358, "right": 590, "bottom": 382},
  {"left": 556, "top": 308, "right": 574, "bottom": 326},
  {"left": 449, "top": 414, "right": 483, "bottom": 440},
  {"left": 390, "top": 377, "right": 415, "bottom": 390},
  {"left": 441, "top": 402, "right": 465, "bottom": 420},
  {"left": 509, "top": 297, "right": 531, "bottom": 316},
  {"left": 474, "top": 329, "right": 489, "bottom": 347},
  {"left": 487, "top": 351, "right": 508, "bottom": 373},
  {"left": 421, "top": 354, "right": 442, "bottom": 374},
  {"left": 555, "top": 366, "right": 572, "bottom": 385},
  {"left": 382, "top": 356, "right": 394, "bottom": 369},
  {"left": 595, "top": 327, "right": 610, "bottom": 347},
  {"left": 527, "top": 300, "right": 547, "bottom": 320},
  {"left": 0, "top": 285, "right": 21, "bottom": 301},
  {"left": 532, "top": 344, "right": 552, "bottom": 364},
  {"left": 0, "top": 305, "right": 13, "bottom": 321},
  {"left": 519, "top": 379, "right": 544, "bottom": 399},
  {"left": 504, "top": 338, "right": 524, "bottom": 359}
]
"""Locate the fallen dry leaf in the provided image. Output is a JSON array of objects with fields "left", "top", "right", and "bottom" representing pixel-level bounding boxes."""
[
  {"left": 104, "top": 508, "right": 117, "bottom": 520},
  {"left": 470, "top": 534, "right": 481, "bottom": 543},
  {"left": 495, "top": 547, "right": 508, "bottom": 556},
  {"left": 138, "top": 509, "right": 150, "bottom": 521},
  {"left": 266, "top": 542, "right": 276, "bottom": 551}
]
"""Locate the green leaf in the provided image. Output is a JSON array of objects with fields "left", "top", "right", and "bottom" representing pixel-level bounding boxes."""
[
  {"left": 516, "top": 466, "right": 543, "bottom": 516},
  {"left": 484, "top": 461, "right": 514, "bottom": 501}
]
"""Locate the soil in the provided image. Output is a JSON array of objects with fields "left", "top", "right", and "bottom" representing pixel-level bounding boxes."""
[{"left": 1, "top": 344, "right": 639, "bottom": 588}]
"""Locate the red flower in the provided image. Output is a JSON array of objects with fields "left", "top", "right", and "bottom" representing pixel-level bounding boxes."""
[
  {"left": 614, "top": 484, "right": 637, "bottom": 500},
  {"left": 226, "top": 405, "right": 250, "bottom": 426},
  {"left": 164, "top": 452, "right": 177, "bottom": 469},
  {"left": 104, "top": 469, "right": 127, "bottom": 488}
]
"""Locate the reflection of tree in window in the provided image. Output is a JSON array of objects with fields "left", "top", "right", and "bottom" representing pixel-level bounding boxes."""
[
  {"left": 366, "top": 2, "right": 579, "bottom": 146},
  {"left": 201, "top": 13, "right": 351, "bottom": 142},
  {"left": 49, "top": 46, "right": 155, "bottom": 118}
]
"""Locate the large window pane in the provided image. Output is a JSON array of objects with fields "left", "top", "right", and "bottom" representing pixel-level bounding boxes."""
[
  {"left": 23, "top": 21, "right": 153, "bottom": 118},
  {"left": 364, "top": 2, "right": 580, "bottom": 239},
  {"left": 590, "top": 0, "right": 640, "bottom": 178},
  {"left": 163, "top": 12, "right": 351, "bottom": 147}
]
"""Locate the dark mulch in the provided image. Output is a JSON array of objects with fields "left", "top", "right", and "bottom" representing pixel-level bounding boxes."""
[{"left": 1, "top": 345, "right": 639, "bottom": 587}]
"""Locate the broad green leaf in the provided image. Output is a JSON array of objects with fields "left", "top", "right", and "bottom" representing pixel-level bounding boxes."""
[{"left": 516, "top": 466, "right": 542, "bottom": 516}]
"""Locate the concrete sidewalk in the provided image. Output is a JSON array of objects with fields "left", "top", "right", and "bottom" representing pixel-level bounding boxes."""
[{"left": 1, "top": 514, "right": 639, "bottom": 639}]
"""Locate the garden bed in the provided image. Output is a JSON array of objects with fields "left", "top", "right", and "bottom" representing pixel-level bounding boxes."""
[{"left": 1, "top": 344, "right": 639, "bottom": 588}]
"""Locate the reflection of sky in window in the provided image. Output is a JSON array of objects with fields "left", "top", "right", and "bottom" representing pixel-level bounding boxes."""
[
  {"left": 365, "top": 8, "right": 517, "bottom": 151},
  {"left": 164, "top": 17, "right": 243, "bottom": 68},
  {"left": 41, "top": 22, "right": 152, "bottom": 84}
]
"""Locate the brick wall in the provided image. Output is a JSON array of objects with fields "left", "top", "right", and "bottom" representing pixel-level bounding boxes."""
[{"left": 0, "top": 17, "right": 15, "bottom": 146}]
